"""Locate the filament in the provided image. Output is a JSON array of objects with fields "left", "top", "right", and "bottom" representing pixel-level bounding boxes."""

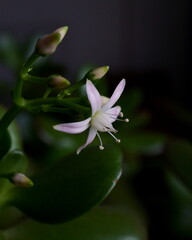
[
  {"left": 97, "top": 132, "right": 104, "bottom": 150},
  {"left": 103, "top": 127, "right": 121, "bottom": 143}
]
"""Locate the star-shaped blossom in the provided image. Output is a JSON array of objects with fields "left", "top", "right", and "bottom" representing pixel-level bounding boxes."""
[{"left": 53, "top": 79, "right": 128, "bottom": 154}]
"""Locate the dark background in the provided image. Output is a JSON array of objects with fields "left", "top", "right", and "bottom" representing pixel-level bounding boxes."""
[{"left": 0, "top": 0, "right": 191, "bottom": 107}]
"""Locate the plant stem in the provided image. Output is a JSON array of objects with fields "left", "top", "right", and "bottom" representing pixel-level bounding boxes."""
[
  {"left": 0, "top": 105, "right": 21, "bottom": 141},
  {"left": 58, "top": 77, "right": 86, "bottom": 98},
  {"left": 13, "top": 53, "right": 40, "bottom": 104},
  {"left": 26, "top": 97, "right": 90, "bottom": 116},
  {"left": 21, "top": 52, "right": 39, "bottom": 76},
  {"left": 23, "top": 75, "right": 50, "bottom": 85}
]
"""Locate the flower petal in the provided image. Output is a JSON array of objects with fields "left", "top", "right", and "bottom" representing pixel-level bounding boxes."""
[
  {"left": 102, "top": 79, "right": 126, "bottom": 110},
  {"left": 53, "top": 117, "right": 91, "bottom": 134},
  {"left": 86, "top": 79, "right": 102, "bottom": 115},
  {"left": 77, "top": 127, "right": 97, "bottom": 154},
  {"left": 106, "top": 106, "right": 121, "bottom": 123}
]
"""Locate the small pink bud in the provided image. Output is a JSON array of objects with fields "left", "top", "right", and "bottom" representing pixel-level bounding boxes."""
[
  {"left": 49, "top": 74, "right": 70, "bottom": 89},
  {"left": 35, "top": 26, "right": 68, "bottom": 56},
  {"left": 88, "top": 66, "right": 109, "bottom": 80},
  {"left": 11, "top": 173, "right": 33, "bottom": 188}
]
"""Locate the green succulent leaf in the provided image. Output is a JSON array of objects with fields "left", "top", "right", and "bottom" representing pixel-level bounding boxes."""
[
  {"left": 8, "top": 146, "right": 122, "bottom": 224},
  {"left": 0, "top": 130, "right": 11, "bottom": 161},
  {"left": 0, "top": 34, "right": 21, "bottom": 70},
  {"left": 122, "top": 132, "right": 167, "bottom": 155},
  {"left": 0, "top": 150, "right": 28, "bottom": 196},
  {"left": 166, "top": 139, "right": 192, "bottom": 190},
  {"left": 165, "top": 171, "right": 192, "bottom": 237},
  {"left": 0, "top": 231, "right": 6, "bottom": 240},
  {"left": 3, "top": 207, "right": 147, "bottom": 240},
  {"left": 0, "top": 106, "right": 22, "bottom": 160}
]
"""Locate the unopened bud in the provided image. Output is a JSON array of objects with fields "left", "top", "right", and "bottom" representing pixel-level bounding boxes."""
[
  {"left": 35, "top": 26, "right": 68, "bottom": 56},
  {"left": 87, "top": 66, "right": 109, "bottom": 80},
  {"left": 11, "top": 173, "right": 33, "bottom": 188},
  {"left": 49, "top": 74, "right": 70, "bottom": 89}
]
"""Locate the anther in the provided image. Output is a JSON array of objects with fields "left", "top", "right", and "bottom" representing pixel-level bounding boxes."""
[
  {"left": 117, "top": 118, "right": 129, "bottom": 122},
  {"left": 97, "top": 133, "right": 104, "bottom": 151},
  {"left": 99, "top": 146, "right": 104, "bottom": 150},
  {"left": 119, "top": 112, "right": 124, "bottom": 117},
  {"left": 106, "top": 130, "right": 121, "bottom": 143}
]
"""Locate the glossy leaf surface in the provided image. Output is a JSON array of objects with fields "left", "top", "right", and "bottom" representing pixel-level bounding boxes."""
[
  {"left": 9, "top": 146, "right": 122, "bottom": 224},
  {"left": 3, "top": 207, "right": 147, "bottom": 240}
]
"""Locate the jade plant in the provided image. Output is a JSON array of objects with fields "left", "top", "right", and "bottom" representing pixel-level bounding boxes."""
[{"left": 0, "top": 27, "right": 148, "bottom": 240}]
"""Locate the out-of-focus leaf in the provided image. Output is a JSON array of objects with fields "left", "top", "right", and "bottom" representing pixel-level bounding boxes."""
[
  {"left": 0, "top": 207, "right": 24, "bottom": 230},
  {"left": 165, "top": 170, "right": 192, "bottom": 238},
  {"left": 0, "top": 106, "right": 22, "bottom": 159},
  {"left": 8, "top": 146, "right": 122, "bottom": 224},
  {"left": 118, "top": 88, "right": 143, "bottom": 115},
  {"left": 8, "top": 120, "right": 22, "bottom": 151},
  {"left": 3, "top": 207, "right": 147, "bottom": 240},
  {"left": 35, "top": 115, "right": 88, "bottom": 164},
  {"left": 122, "top": 132, "right": 167, "bottom": 155},
  {"left": 0, "top": 150, "right": 28, "bottom": 195},
  {"left": 127, "top": 111, "right": 151, "bottom": 131},
  {"left": 0, "top": 130, "right": 11, "bottom": 161},
  {"left": 105, "top": 178, "right": 147, "bottom": 223},
  {"left": 0, "top": 231, "right": 6, "bottom": 240},
  {"left": 0, "top": 34, "right": 21, "bottom": 70},
  {"left": 165, "top": 139, "right": 192, "bottom": 190}
]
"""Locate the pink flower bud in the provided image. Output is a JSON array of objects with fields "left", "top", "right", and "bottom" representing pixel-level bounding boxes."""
[{"left": 35, "top": 26, "right": 68, "bottom": 56}]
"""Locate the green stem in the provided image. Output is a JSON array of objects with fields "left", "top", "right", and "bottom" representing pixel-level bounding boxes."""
[
  {"left": 21, "top": 52, "right": 39, "bottom": 76},
  {"left": 58, "top": 76, "right": 87, "bottom": 98},
  {"left": 0, "top": 105, "right": 21, "bottom": 141},
  {"left": 41, "top": 106, "right": 72, "bottom": 114},
  {"left": 23, "top": 75, "right": 50, "bottom": 85},
  {"left": 25, "top": 97, "right": 90, "bottom": 116},
  {"left": 13, "top": 52, "right": 40, "bottom": 103},
  {"left": 43, "top": 87, "right": 52, "bottom": 98}
]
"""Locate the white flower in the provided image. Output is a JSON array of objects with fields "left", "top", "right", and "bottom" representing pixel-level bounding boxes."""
[{"left": 53, "top": 79, "right": 128, "bottom": 154}]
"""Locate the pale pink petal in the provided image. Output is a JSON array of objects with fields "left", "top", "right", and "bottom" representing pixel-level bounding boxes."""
[
  {"left": 102, "top": 79, "right": 126, "bottom": 111},
  {"left": 53, "top": 117, "right": 91, "bottom": 134},
  {"left": 106, "top": 106, "right": 121, "bottom": 123},
  {"left": 86, "top": 80, "right": 102, "bottom": 115},
  {"left": 77, "top": 127, "right": 97, "bottom": 154}
]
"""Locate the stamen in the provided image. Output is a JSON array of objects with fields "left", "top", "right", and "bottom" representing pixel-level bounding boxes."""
[
  {"left": 97, "top": 132, "right": 104, "bottom": 150},
  {"left": 116, "top": 118, "right": 129, "bottom": 122},
  {"left": 119, "top": 112, "right": 124, "bottom": 117},
  {"left": 104, "top": 127, "right": 121, "bottom": 143}
]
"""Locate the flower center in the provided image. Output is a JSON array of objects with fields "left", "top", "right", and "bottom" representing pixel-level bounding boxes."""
[{"left": 91, "top": 110, "right": 114, "bottom": 132}]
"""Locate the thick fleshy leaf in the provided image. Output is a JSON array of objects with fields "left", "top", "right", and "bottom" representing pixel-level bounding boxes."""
[
  {"left": 3, "top": 207, "right": 147, "bottom": 240},
  {"left": 122, "top": 132, "right": 167, "bottom": 155},
  {"left": 0, "top": 150, "right": 27, "bottom": 175},
  {"left": 0, "top": 34, "right": 21, "bottom": 70},
  {"left": 0, "top": 130, "right": 11, "bottom": 161},
  {"left": 0, "top": 231, "right": 6, "bottom": 240},
  {"left": 0, "top": 150, "right": 28, "bottom": 198},
  {"left": 165, "top": 170, "right": 192, "bottom": 238},
  {"left": 0, "top": 106, "right": 22, "bottom": 159},
  {"left": 8, "top": 146, "right": 122, "bottom": 224},
  {"left": 102, "top": 79, "right": 126, "bottom": 111},
  {"left": 165, "top": 139, "right": 192, "bottom": 190},
  {"left": 86, "top": 80, "right": 102, "bottom": 115}
]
